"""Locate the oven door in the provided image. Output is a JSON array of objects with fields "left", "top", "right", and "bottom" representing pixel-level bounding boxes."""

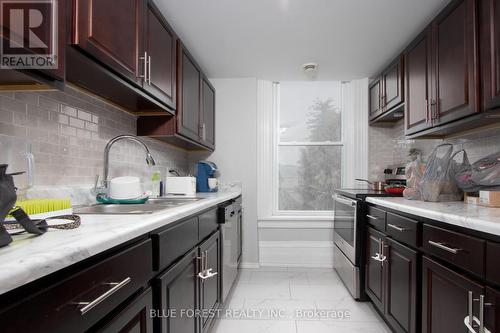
[{"left": 333, "top": 194, "right": 358, "bottom": 264}]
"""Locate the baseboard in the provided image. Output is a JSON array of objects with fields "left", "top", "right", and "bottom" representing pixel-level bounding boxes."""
[
  {"left": 259, "top": 241, "right": 334, "bottom": 268},
  {"left": 239, "top": 262, "right": 261, "bottom": 269}
]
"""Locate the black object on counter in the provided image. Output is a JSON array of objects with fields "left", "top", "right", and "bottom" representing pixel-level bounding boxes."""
[{"left": 0, "top": 164, "right": 16, "bottom": 247}]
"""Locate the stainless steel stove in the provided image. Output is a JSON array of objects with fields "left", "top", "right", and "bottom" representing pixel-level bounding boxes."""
[{"left": 333, "top": 188, "right": 400, "bottom": 300}]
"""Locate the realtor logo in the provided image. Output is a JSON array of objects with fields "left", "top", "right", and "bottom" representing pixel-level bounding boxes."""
[{"left": 0, "top": 0, "right": 58, "bottom": 69}]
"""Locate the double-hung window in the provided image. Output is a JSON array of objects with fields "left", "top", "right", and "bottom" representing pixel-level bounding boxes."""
[{"left": 274, "top": 81, "right": 344, "bottom": 215}]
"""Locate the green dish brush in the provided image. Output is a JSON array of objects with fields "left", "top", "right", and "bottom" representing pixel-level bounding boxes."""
[{"left": 8, "top": 198, "right": 72, "bottom": 218}]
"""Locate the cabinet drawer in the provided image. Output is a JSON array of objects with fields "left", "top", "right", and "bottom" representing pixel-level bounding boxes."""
[
  {"left": 0, "top": 239, "right": 152, "bottom": 333},
  {"left": 198, "top": 208, "right": 218, "bottom": 241},
  {"left": 386, "top": 212, "right": 419, "bottom": 247},
  {"left": 486, "top": 242, "right": 500, "bottom": 286},
  {"left": 423, "top": 224, "right": 485, "bottom": 276},
  {"left": 153, "top": 217, "right": 199, "bottom": 271},
  {"left": 366, "top": 206, "right": 386, "bottom": 231}
]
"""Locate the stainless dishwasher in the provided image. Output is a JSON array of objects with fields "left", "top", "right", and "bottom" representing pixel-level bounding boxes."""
[{"left": 218, "top": 198, "right": 241, "bottom": 302}]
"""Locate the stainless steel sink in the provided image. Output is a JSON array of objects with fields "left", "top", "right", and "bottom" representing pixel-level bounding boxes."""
[{"left": 74, "top": 197, "right": 204, "bottom": 215}]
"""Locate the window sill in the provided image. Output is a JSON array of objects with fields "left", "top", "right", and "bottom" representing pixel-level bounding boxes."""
[{"left": 258, "top": 215, "right": 334, "bottom": 222}]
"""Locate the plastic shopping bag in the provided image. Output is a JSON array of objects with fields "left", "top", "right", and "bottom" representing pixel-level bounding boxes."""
[
  {"left": 403, "top": 155, "right": 425, "bottom": 200},
  {"left": 420, "top": 144, "right": 459, "bottom": 202}
]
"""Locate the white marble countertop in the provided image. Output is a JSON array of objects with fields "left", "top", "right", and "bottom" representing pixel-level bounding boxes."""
[
  {"left": 366, "top": 197, "right": 500, "bottom": 236},
  {"left": 0, "top": 189, "right": 241, "bottom": 296}
]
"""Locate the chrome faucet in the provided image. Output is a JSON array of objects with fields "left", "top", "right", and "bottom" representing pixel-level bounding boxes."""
[{"left": 94, "top": 135, "right": 156, "bottom": 195}]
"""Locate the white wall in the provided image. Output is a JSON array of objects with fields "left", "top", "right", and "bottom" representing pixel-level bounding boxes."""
[{"left": 194, "top": 78, "right": 260, "bottom": 267}]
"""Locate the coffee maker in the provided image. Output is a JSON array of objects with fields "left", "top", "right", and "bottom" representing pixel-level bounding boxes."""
[{"left": 196, "top": 161, "right": 218, "bottom": 192}]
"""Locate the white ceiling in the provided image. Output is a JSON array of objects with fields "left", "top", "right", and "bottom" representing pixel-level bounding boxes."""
[{"left": 155, "top": 0, "right": 450, "bottom": 81}]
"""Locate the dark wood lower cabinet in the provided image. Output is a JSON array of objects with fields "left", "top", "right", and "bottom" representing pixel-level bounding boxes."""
[
  {"left": 199, "top": 231, "right": 221, "bottom": 333},
  {"left": 485, "top": 287, "right": 500, "bottom": 333},
  {"left": 154, "top": 229, "right": 222, "bottom": 333},
  {"left": 422, "top": 256, "right": 484, "bottom": 333},
  {"left": 385, "top": 239, "right": 418, "bottom": 333},
  {"left": 155, "top": 248, "right": 199, "bottom": 333},
  {"left": 365, "top": 228, "right": 418, "bottom": 333},
  {"left": 96, "top": 288, "right": 153, "bottom": 333},
  {"left": 366, "top": 227, "right": 385, "bottom": 312}
]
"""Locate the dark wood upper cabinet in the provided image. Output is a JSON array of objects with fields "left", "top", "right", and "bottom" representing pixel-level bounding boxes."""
[
  {"left": 404, "top": 0, "right": 485, "bottom": 137},
  {"left": 143, "top": 2, "right": 176, "bottom": 110},
  {"left": 480, "top": 0, "right": 500, "bottom": 110},
  {"left": 370, "top": 55, "right": 405, "bottom": 125},
  {"left": 432, "top": 0, "right": 479, "bottom": 125},
  {"left": 385, "top": 238, "right": 418, "bottom": 333},
  {"left": 177, "top": 42, "right": 202, "bottom": 142},
  {"left": 200, "top": 77, "right": 216, "bottom": 150},
  {"left": 422, "top": 256, "right": 484, "bottom": 333},
  {"left": 382, "top": 57, "right": 404, "bottom": 112},
  {"left": 73, "top": 0, "right": 145, "bottom": 84},
  {"left": 369, "top": 80, "right": 382, "bottom": 120},
  {"left": 405, "top": 29, "right": 433, "bottom": 135}
]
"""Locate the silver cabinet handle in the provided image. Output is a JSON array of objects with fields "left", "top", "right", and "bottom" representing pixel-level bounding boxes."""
[
  {"left": 380, "top": 240, "right": 387, "bottom": 266},
  {"left": 148, "top": 55, "right": 152, "bottom": 85},
  {"left": 480, "top": 295, "right": 485, "bottom": 333},
  {"left": 197, "top": 251, "right": 205, "bottom": 274},
  {"left": 464, "top": 315, "right": 491, "bottom": 333},
  {"left": 428, "top": 240, "right": 461, "bottom": 254},
  {"left": 366, "top": 215, "right": 378, "bottom": 221},
  {"left": 140, "top": 51, "right": 147, "bottom": 81},
  {"left": 74, "top": 277, "right": 131, "bottom": 315},
  {"left": 197, "top": 250, "right": 218, "bottom": 280},
  {"left": 387, "top": 223, "right": 406, "bottom": 232},
  {"left": 425, "top": 99, "right": 429, "bottom": 123},
  {"left": 464, "top": 291, "right": 492, "bottom": 333}
]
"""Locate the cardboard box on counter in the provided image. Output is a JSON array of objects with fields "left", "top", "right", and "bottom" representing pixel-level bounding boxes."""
[
  {"left": 479, "top": 191, "right": 500, "bottom": 208},
  {"left": 464, "top": 192, "right": 480, "bottom": 205}
]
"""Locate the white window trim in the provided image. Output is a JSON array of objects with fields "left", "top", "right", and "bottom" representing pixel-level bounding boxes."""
[
  {"left": 257, "top": 79, "right": 369, "bottom": 221},
  {"left": 271, "top": 82, "right": 343, "bottom": 217}
]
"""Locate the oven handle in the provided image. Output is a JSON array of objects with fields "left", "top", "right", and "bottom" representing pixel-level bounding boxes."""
[{"left": 334, "top": 195, "right": 357, "bottom": 207}]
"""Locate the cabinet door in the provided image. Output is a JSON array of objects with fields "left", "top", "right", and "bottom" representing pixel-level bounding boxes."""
[
  {"left": 422, "top": 256, "right": 484, "bottom": 333},
  {"left": 382, "top": 57, "right": 404, "bottom": 112},
  {"left": 365, "top": 227, "right": 385, "bottom": 312},
  {"left": 480, "top": 0, "right": 500, "bottom": 110},
  {"left": 432, "top": 0, "right": 479, "bottom": 125},
  {"left": 96, "top": 288, "right": 153, "bottom": 333},
  {"left": 385, "top": 239, "right": 418, "bottom": 333},
  {"left": 177, "top": 43, "right": 201, "bottom": 142},
  {"left": 73, "top": 0, "right": 145, "bottom": 84},
  {"left": 369, "top": 80, "right": 382, "bottom": 120},
  {"left": 144, "top": 2, "right": 176, "bottom": 110},
  {"left": 155, "top": 248, "right": 199, "bottom": 333},
  {"left": 200, "top": 77, "right": 215, "bottom": 149},
  {"left": 199, "top": 231, "right": 221, "bottom": 333},
  {"left": 405, "top": 29, "right": 433, "bottom": 135},
  {"left": 485, "top": 287, "right": 500, "bottom": 333}
]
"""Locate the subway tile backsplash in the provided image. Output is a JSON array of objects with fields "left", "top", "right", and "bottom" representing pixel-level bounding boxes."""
[
  {"left": 0, "top": 87, "right": 189, "bottom": 189},
  {"left": 368, "top": 121, "right": 500, "bottom": 181}
]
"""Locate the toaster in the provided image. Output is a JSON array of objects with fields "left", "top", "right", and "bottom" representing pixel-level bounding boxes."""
[{"left": 164, "top": 177, "right": 197, "bottom": 197}]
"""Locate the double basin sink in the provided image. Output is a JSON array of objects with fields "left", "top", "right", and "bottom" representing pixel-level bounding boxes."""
[{"left": 74, "top": 197, "right": 203, "bottom": 215}]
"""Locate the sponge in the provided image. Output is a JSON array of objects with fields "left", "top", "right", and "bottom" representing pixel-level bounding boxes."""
[{"left": 8, "top": 198, "right": 72, "bottom": 217}]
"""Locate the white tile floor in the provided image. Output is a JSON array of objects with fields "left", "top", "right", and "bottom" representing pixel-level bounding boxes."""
[{"left": 212, "top": 267, "right": 391, "bottom": 333}]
